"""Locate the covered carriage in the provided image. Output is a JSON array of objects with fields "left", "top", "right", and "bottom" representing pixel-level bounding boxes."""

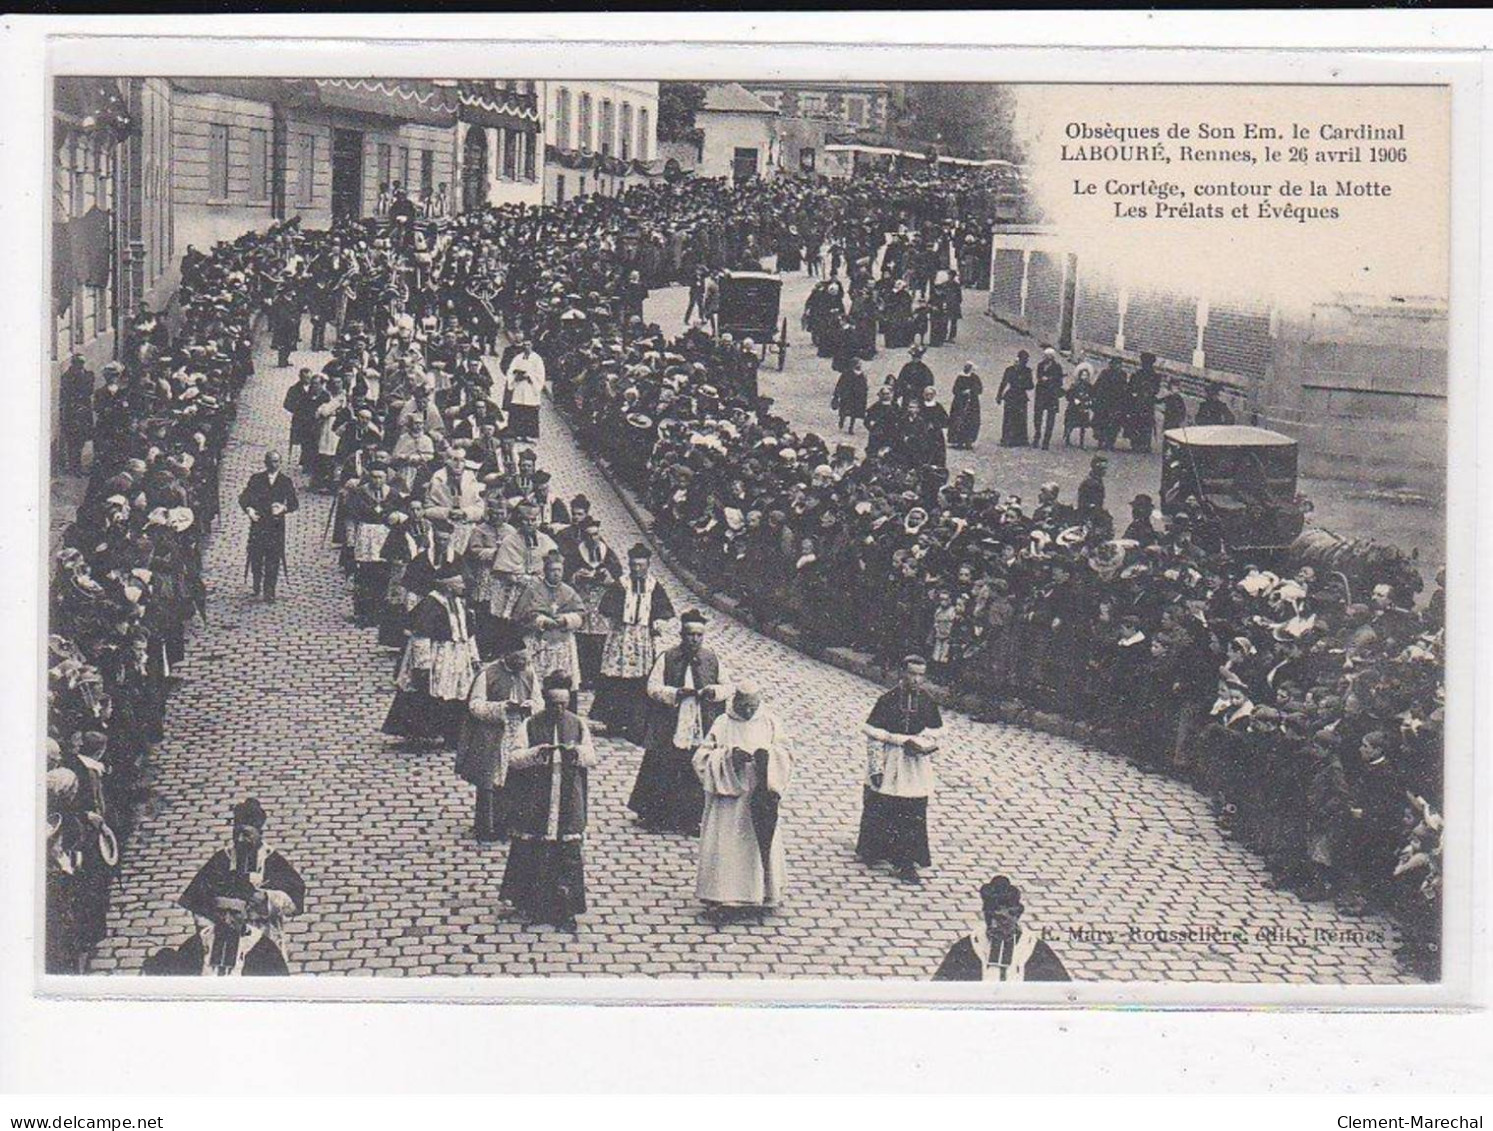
[
  {"left": 1160, "top": 425, "right": 1306, "bottom": 552},
  {"left": 716, "top": 270, "right": 790, "bottom": 370}
]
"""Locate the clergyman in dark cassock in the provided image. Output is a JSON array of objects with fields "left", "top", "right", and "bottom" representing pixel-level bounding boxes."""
[
  {"left": 629, "top": 609, "right": 730, "bottom": 836},
  {"left": 238, "top": 450, "right": 299, "bottom": 601},
  {"left": 932, "top": 875, "right": 1071, "bottom": 983},
  {"left": 382, "top": 562, "right": 480, "bottom": 747},
  {"left": 857, "top": 654, "right": 944, "bottom": 883},
  {"left": 558, "top": 513, "right": 623, "bottom": 691},
  {"left": 153, "top": 798, "right": 306, "bottom": 976},
  {"left": 499, "top": 671, "right": 597, "bottom": 931}
]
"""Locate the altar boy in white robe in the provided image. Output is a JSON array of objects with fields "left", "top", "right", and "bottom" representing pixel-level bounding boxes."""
[
  {"left": 857, "top": 653, "right": 945, "bottom": 884},
  {"left": 693, "top": 684, "right": 791, "bottom": 921}
]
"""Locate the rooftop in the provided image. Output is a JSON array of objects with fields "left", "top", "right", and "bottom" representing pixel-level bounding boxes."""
[{"left": 701, "top": 82, "right": 778, "bottom": 116}]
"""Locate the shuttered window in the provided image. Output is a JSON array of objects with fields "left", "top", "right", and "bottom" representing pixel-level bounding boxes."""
[
  {"left": 248, "top": 128, "right": 269, "bottom": 202},
  {"left": 296, "top": 134, "right": 315, "bottom": 206},
  {"left": 209, "top": 122, "right": 229, "bottom": 200}
]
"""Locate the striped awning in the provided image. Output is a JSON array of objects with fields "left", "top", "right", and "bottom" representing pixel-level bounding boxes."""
[
  {"left": 456, "top": 85, "right": 540, "bottom": 131},
  {"left": 311, "top": 78, "right": 458, "bottom": 126}
]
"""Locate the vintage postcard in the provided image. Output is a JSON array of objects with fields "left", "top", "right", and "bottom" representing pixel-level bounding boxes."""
[{"left": 28, "top": 28, "right": 1479, "bottom": 1011}]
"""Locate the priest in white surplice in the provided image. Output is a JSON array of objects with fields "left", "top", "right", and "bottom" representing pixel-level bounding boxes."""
[{"left": 692, "top": 685, "right": 791, "bottom": 920}]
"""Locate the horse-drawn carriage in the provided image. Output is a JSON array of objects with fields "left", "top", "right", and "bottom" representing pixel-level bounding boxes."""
[
  {"left": 717, "top": 270, "right": 790, "bottom": 370},
  {"left": 1160, "top": 425, "right": 1308, "bottom": 552}
]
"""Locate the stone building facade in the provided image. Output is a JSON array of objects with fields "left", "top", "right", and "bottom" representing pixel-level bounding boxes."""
[{"left": 986, "top": 226, "right": 1447, "bottom": 491}]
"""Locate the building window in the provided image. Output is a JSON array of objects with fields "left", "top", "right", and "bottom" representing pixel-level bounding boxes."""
[
  {"left": 209, "top": 122, "right": 230, "bottom": 200},
  {"left": 248, "top": 128, "right": 269, "bottom": 203},
  {"left": 847, "top": 96, "right": 867, "bottom": 126},
  {"left": 555, "top": 87, "right": 571, "bottom": 150},
  {"left": 296, "top": 134, "right": 315, "bottom": 206},
  {"left": 377, "top": 143, "right": 392, "bottom": 196},
  {"left": 555, "top": 173, "right": 566, "bottom": 202},
  {"left": 620, "top": 102, "right": 633, "bottom": 161},
  {"left": 503, "top": 128, "right": 518, "bottom": 179},
  {"left": 578, "top": 174, "right": 586, "bottom": 196},
  {"left": 523, "top": 132, "right": 536, "bottom": 181},
  {"left": 397, "top": 145, "right": 410, "bottom": 192},
  {"left": 638, "top": 107, "right": 650, "bottom": 161},
  {"left": 578, "top": 93, "right": 593, "bottom": 151},
  {"left": 91, "top": 285, "right": 108, "bottom": 338},
  {"left": 599, "top": 99, "right": 614, "bottom": 156},
  {"left": 421, "top": 148, "right": 434, "bottom": 198}
]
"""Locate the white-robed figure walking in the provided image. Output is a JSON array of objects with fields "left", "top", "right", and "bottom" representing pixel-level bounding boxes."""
[{"left": 693, "top": 685, "right": 791, "bottom": 919}]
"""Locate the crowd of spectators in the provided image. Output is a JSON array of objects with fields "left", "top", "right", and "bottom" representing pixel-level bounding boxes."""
[
  {"left": 45, "top": 221, "right": 309, "bottom": 971},
  {"left": 48, "top": 163, "right": 1445, "bottom": 974}
]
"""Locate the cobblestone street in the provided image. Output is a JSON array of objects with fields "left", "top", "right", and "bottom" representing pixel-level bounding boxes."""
[{"left": 90, "top": 340, "right": 1417, "bottom": 983}]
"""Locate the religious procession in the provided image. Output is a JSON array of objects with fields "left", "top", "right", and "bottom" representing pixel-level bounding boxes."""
[{"left": 47, "top": 77, "right": 1445, "bottom": 986}]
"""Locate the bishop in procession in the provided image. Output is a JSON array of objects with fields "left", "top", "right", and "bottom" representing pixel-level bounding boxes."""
[
  {"left": 510, "top": 549, "right": 586, "bottom": 703},
  {"left": 383, "top": 560, "right": 480, "bottom": 748},
  {"left": 592, "top": 542, "right": 675, "bottom": 743},
  {"left": 454, "top": 645, "right": 542, "bottom": 843},
  {"left": 630, "top": 609, "right": 731, "bottom": 837},
  {"left": 172, "top": 798, "right": 306, "bottom": 976},
  {"left": 499, "top": 671, "right": 597, "bottom": 932}
]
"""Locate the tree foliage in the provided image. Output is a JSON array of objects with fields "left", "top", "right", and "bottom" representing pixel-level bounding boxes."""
[
  {"left": 891, "top": 83, "right": 1021, "bottom": 161},
  {"left": 657, "top": 82, "right": 707, "bottom": 145}
]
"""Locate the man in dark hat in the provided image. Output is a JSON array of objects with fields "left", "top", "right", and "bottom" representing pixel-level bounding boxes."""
[
  {"left": 857, "top": 654, "right": 944, "bottom": 884},
  {"left": 1123, "top": 493, "right": 1160, "bottom": 547},
  {"left": 268, "top": 278, "right": 304, "bottom": 368},
  {"left": 58, "top": 353, "right": 95, "bottom": 473},
  {"left": 173, "top": 798, "right": 306, "bottom": 976},
  {"left": 932, "top": 874, "right": 1070, "bottom": 982},
  {"left": 1194, "top": 381, "right": 1236, "bottom": 426},
  {"left": 894, "top": 346, "right": 934, "bottom": 407},
  {"left": 238, "top": 450, "right": 299, "bottom": 601},
  {"left": 500, "top": 671, "right": 596, "bottom": 931},
  {"left": 1076, "top": 454, "right": 1108, "bottom": 521},
  {"left": 630, "top": 608, "right": 730, "bottom": 835}
]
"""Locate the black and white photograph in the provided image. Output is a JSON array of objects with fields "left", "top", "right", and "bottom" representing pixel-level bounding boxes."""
[{"left": 25, "top": 39, "right": 1476, "bottom": 1010}]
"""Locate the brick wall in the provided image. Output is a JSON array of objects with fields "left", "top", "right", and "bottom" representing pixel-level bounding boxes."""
[
  {"left": 1026, "top": 250, "right": 1063, "bottom": 342},
  {"left": 1203, "top": 302, "right": 1273, "bottom": 380},
  {"left": 989, "top": 248, "right": 1024, "bottom": 321},
  {"left": 1075, "top": 271, "right": 1121, "bottom": 351},
  {"left": 1123, "top": 287, "right": 1198, "bottom": 367}
]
